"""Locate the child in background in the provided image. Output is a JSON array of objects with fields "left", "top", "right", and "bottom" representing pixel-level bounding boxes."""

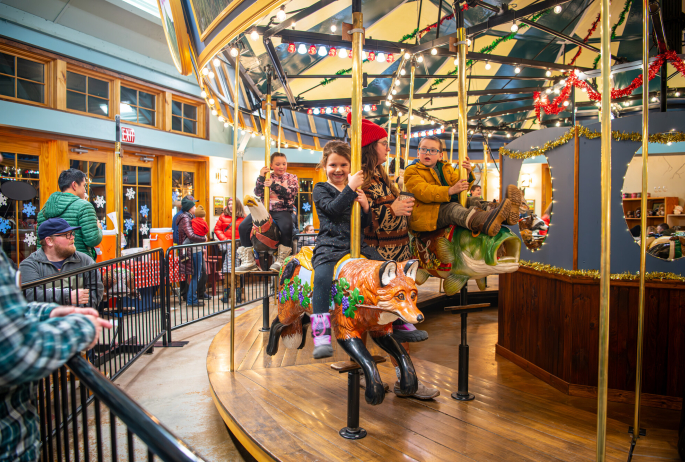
[
  {"left": 310, "top": 141, "right": 382, "bottom": 359},
  {"left": 188, "top": 205, "right": 210, "bottom": 300}
]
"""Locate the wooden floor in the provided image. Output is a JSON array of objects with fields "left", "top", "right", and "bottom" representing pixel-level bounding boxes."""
[{"left": 207, "top": 279, "right": 681, "bottom": 462}]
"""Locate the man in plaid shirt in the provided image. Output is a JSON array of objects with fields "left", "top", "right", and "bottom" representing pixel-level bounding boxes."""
[{"left": 0, "top": 243, "right": 111, "bottom": 461}]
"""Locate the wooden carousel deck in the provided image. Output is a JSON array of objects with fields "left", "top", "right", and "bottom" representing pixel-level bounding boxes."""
[{"left": 207, "top": 279, "right": 680, "bottom": 462}]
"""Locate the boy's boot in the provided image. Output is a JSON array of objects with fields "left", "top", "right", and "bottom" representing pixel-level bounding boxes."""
[
  {"left": 235, "top": 247, "right": 259, "bottom": 272},
  {"left": 270, "top": 245, "right": 292, "bottom": 272},
  {"left": 504, "top": 185, "right": 523, "bottom": 225},
  {"left": 310, "top": 313, "right": 333, "bottom": 359},
  {"left": 393, "top": 367, "right": 440, "bottom": 400},
  {"left": 467, "top": 199, "right": 511, "bottom": 237}
]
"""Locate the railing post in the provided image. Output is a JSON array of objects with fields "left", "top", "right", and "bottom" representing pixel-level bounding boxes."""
[
  {"left": 260, "top": 274, "right": 270, "bottom": 332},
  {"left": 162, "top": 248, "right": 170, "bottom": 347}
]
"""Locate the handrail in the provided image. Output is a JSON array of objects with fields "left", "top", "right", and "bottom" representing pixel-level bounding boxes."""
[{"left": 67, "top": 355, "right": 207, "bottom": 462}]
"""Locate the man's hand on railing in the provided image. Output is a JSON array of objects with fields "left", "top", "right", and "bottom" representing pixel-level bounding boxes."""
[
  {"left": 49, "top": 307, "right": 113, "bottom": 350},
  {"left": 83, "top": 316, "right": 113, "bottom": 350},
  {"left": 71, "top": 289, "right": 90, "bottom": 305}
]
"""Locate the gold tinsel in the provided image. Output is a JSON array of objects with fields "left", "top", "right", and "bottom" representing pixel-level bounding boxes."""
[
  {"left": 499, "top": 126, "right": 685, "bottom": 160},
  {"left": 519, "top": 260, "right": 685, "bottom": 283}
]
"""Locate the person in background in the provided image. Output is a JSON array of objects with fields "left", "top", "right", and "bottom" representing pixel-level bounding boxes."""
[
  {"left": 171, "top": 199, "right": 188, "bottom": 301},
  {"left": 657, "top": 222, "right": 670, "bottom": 235},
  {"left": 214, "top": 198, "right": 245, "bottom": 242},
  {"left": 37, "top": 168, "right": 103, "bottom": 260},
  {"left": 188, "top": 206, "right": 210, "bottom": 300},
  {"left": 177, "top": 196, "right": 207, "bottom": 306},
  {"left": 21, "top": 218, "right": 103, "bottom": 307},
  {"left": 300, "top": 224, "right": 317, "bottom": 247},
  {"left": 469, "top": 184, "right": 482, "bottom": 199}
]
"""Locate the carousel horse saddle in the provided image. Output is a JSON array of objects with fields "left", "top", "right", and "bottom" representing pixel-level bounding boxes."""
[{"left": 409, "top": 226, "right": 456, "bottom": 274}]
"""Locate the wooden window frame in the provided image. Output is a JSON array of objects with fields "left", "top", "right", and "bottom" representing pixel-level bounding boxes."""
[
  {"left": 120, "top": 81, "right": 162, "bottom": 130},
  {"left": 0, "top": 45, "right": 51, "bottom": 108},
  {"left": 121, "top": 158, "right": 156, "bottom": 248},
  {"left": 168, "top": 94, "right": 205, "bottom": 138},
  {"left": 64, "top": 65, "right": 115, "bottom": 121}
]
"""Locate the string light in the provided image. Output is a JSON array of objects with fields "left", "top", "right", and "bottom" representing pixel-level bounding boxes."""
[
  {"left": 213, "top": 58, "right": 221, "bottom": 67},
  {"left": 514, "top": 66, "right": 521, "bottom": 74},
  {"left": 377, "top": 52, "right": 385, "bottom": 61},
  {"left": 208, "top": 71, "right": 215, "bottom": 79},
  {"left": 404, "top": 52, "right": 411, "bottom": 59},
  {"left": 453, "top": 57, "right": 459, "bottom": 66},
  {"left": 224, "top": 122, "right": 229, "bottom": 127},
  {"left": 200, "top": 91, "right": 207, "bottom": 98},
  {"left": 208, "top": 98, "right": 215, "bottom": 105},
  {"left": 331, "top": 24, "right": 337, "bottom": 32},
  {"left": 395, "top": 79, "right": 401, "bottom": 86},
  {"left": 554, "top": 5, "right": 562, "bottom": 13},
  {"left": 298, "top": 44, "right": 307, "bottom": 54},
  {"left": 250, "top": 29, "right": 259, "bottom": 41},
  {"left": 338, "top": 48, "right": 348, "bottom": 58},
  {"left": 229, "top": 47, "right": 239, "bottom": 57},
  {"left": 212, "top": 109, "right": 218, "bottom": 116},
  {"left": 276, "top": 6, "right": 286, "bottom": 21},
  {"left": 400, "top": 69, "right": 406, "bottom": 75},
  {"left": 546, "top": 70, "right": 552, "bottom": 77},
  {"left": 201, "top": 68, "right": 209, "bottom": 76},
  {"left": 430, "top": 48, "right": 437, "bottom": 56},
  {"left": 318, "top": 46, "right": 327, "bottom": 57},
  {"left": 484, "top": 62, "right": 491, "bottom": 70},
  {"left": 511, "top": 23, "right": 519, "bottom": 33},
  {"left": 417, "top": 54, "right": 424, "bottom": 62}
]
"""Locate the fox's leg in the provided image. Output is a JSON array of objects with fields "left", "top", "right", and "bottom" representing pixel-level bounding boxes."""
[
  {"left": 337, "top": 337, "right": 386, "bottom": 406},
  {"left": 371, "top": 333, "right": 418, "bottom": 396}
]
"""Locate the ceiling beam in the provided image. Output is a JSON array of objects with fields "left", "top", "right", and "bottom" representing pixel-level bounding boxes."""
[
  {"left": 222, "top": 51, "right": 263, "bottom": 100},
  {"left": 263, "top": 38, "right": 297, "bottom": 107},
  {"left": 262, "top": 0, "right": 341, "bottom": 39},
  {"left": 284, "top": 73, "right": 552, "bottom": 81}
]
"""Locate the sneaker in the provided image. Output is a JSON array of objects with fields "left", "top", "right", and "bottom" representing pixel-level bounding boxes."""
[
  {"left": 393, "top": 381, "right": 440, "bottom": 400},
  {"left": 504, "top": 185, "right": 523, "bottom": 225},
  {"left": 392, "top": 322, "right": 429, "bottom": 343},
  {"left": 310, "top": 313, "right": 333, "bottom": 359},
  {"left": 467, "top": 198, "right": 511, "bottom": 237}
]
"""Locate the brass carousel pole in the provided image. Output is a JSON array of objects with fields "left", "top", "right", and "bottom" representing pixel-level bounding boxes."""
[
  {"left": 349, "top": 0, "right": 363, "bottom": 258},
  {"left": 449, "top": 127, "right": 455, "bottom": 164},
  {"left": 229, "top": 45, "right": 241, "bottom": 372},
  {"left": 456, "top": 10, "right": 468, "bottom": 207},
  {"left": 277, "top": 109, "right": 283, "bottom": 152},
  {"left": 482, "top": 144, "right": 488, "bottom": 201},
  {"left": 386, "top": 110, "right": 393, "bottom": 175},
  {"left": 113, "top": 115, "right": 123, "bottom": 258},
  {"left": 631, "top": 0, "right": 650, "bottom": 451},
  {"left": 403, "top": 58, "right": 417, "bottom": 174},
  {"left": 395, "top": 114, "right": 401, "bottom": 178},
  {"left": 597, "top": 0, "right": 612, "bottom": 457},
  {"left": 263, "top": 68, "right": 272, "bottom": 214}
]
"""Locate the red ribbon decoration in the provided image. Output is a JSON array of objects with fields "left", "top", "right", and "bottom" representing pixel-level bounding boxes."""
[
  {"left": 568, "top": 13, "right": 600, "bottom": 68},
  {"left": 417, "top": 13, "right": 456, "bottom": 40},
  {"left": 534, "top": 49, "right": 685, "bottom": 120}
]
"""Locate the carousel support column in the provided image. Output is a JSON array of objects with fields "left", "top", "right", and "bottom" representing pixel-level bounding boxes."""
[
  {"left": 113, "top": 115, "right": 123, "bottom": 259},
  {"left": 395, "top": 114, "right": 401, "bottom": 178},
  {"left": 597, "top": 0, "right": 612, "bottom": 458},
  {"left": 229, "top": 46, "right": 242, "bottom": 373},
  {"left": 456, "top": 8, "right": 468, "bottom": 207},
  {"left": 403, "top": 59, "right": 417, "bottom": 179},
  {"left": 277, "top": 108, "right": 283, "bottom": 151},
  {"left": 263, "top": 70, "right": 272, "bottom": 215},
  {"left": 349, "top": 0, "right": 363, "bottom": 258},
  {"left": 629, "top": 0, "right": 650, "bottom": 455},
  {"left": 573, "top": 125, "right": 579, "bottom": 270},
  {"left": 482, "top": 145, "right": 488, "bottom": 201}
]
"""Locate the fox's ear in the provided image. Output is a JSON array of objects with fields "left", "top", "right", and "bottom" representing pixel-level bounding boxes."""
[
  {"left": 379, "top": 261, "right": 397, "bottom": 287},
  {"left": 403, "top": 260, "right": 419, "bottom": 281}
]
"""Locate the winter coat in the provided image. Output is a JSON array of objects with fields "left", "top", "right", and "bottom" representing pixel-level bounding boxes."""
[
  {"left": 20, "top": 248, "right": 104, "bottom": 308},
  {"left": 36, "top": 192, "right": 103, "bottom": 260},
  {"left": 255, "top": 172, "right": 298, "bottom": 213},
  {"left": 404, "top": 160, "right": 474, "bottom": 232},
  {"left": 177, "top": 212, "right": 207, "bottom": 275},
  {"left": 214, "top": 214, "right": 244, "bottom": 241}
]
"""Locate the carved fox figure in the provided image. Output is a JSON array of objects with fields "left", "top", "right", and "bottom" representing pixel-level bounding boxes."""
[{"left": 267, "top": 249, "right": 423, "bottom": 405}]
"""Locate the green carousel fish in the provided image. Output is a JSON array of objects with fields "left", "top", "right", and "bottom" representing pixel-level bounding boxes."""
[{"left": 410, "top": 225, "right": 521, "bottom": 294}]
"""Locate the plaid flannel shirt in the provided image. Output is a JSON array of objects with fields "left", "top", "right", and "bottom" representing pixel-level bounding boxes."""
[{"left": 0, "top": 248, "right": 95, "bottom": 462}]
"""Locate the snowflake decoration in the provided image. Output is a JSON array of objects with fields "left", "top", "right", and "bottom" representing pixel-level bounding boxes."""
[
  {"left": 140, "top": 223, "right": 149, "bottom": 235},
  {"left": 22, "top": 203, "right": 36, "bottom": 217},
  {"left": 93, "top": 195, "right": 106, "bottom": 209},
  {"left": 124, "top": 218, "right": 134, "bottom": 232},
  {"left": 302, "top": 202, "right": 312, "bottom": 212},
  {"left": 0, "top": 218, "right": 11, "bottom": 234},
  {"left": 0, "top": 193, "right": 6, "bottom": 206},
  {"left": 140, "top": 205, "right": 149, "bottom": 218},
  {"left": 125, "top": 188, "right": 136, "bottom": 200},
  {"left": 172, "top": 191, "right": 180, "bottom": 202},
  {"left": 23, "top": 232, "right": 37, "bottom": 247}
]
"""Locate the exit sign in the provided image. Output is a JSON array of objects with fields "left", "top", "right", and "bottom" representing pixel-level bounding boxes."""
[{"left": 121, "top": 127, "right": 135, "bottom": 143}]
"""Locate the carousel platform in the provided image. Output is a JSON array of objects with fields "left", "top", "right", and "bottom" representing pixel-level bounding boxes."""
[{"left": 207, "top": 279, "right": 680, "bottom": 462}]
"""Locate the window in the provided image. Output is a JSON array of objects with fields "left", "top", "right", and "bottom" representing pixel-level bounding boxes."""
[
  {"left": 0, "top": 52, "right": 45, "bottom": 103},
  {"left": 171, "top": 170, "right": 194, "bottom": 217},
  {"left": 122, "top": 165, "right": 152, "bottom": 249},
  {"left": 66, "top": 72, "right": 110, "bottom": 116},
  {"left": 69, "top": 160, "right": 107, "bottom": 226},
  {"left": 297, "top": 178, "right": 314, "bottom": 231},
  {"left": 0, "top": 153, "right": 40, "bottom": 266},
  {"left": 120, "top": 86, "right": 156, "bottom": 126},
  {"left": 172, "top": 101, "right": 198, "bottom": 135}
]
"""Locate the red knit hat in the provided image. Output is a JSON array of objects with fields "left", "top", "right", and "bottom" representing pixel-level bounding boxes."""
[{"left": 346, "top": 113, "right": 388, "bottom": 147}]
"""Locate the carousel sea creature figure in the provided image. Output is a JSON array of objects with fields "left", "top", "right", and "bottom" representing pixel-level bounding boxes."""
[
  {"left": 410, "top": 225, "right": 521, "bottom": 294},
  {"left": 267, "top": 249, "right": 422, "bottom": 405}
]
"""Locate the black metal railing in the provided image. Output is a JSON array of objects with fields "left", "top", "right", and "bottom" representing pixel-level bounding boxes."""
[
  {"left": 294, "top": 233, "right": 318, "bottom": 253},
  {"left": 22, "top": 249, "right": 167, "bottom": 381},
  {"left": 37, "top": 355, "right": 206, "bottom": 462}
]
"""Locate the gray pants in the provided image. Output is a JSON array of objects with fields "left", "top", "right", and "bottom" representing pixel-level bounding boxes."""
[{"left": 436, "top": 198, "right": 489, "bottom": 230}]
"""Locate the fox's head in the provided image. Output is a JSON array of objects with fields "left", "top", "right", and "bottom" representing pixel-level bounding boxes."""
[{"left": 339, "top": 259, "right": 423, "bottom": 325}]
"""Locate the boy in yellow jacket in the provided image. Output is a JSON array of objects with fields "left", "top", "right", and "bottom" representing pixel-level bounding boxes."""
[{"left": 404, "top": 136, "right": 521, "bottom": 237}]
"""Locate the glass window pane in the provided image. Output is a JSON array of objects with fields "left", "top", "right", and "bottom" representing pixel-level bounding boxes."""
[
  {"left": 138, "top": 188, "right": 152, "bottom": 245},
  {"left": 0, "top": 74, "right": 14, "bottom": 97},
  {"left": 137, "top": 167, "right": 151, "bottom": 186},
  {"left": 67, "top": 90, "right": 86, "bottom": 112},
  {"left": 138, "top": 91, "right": 155, "bottom": 109},
  {"left": 122, "top": 165, "right": 136, "bottom": 184},
  {"left": 183, "top": 118, "right": 196, "bottom": 134},
  {"left": 0, "top": 178, "right": 17, "bottom": 263},
  {"left": 90, "top": 185, "right": 107, "bottom": 222},
  {"left": 16, "top": 154, "right": 39, "bottom": 179},
  {"left": 88, "top": 77, "right": 109, "bottom": 98},
  {"left": 17, "top": 80, "right": 44, "bottom": 103},
  {"left": 172, "top": 171, "right": 182, "bottom": 189},
  {"left": 0, "top": 52, "right": 14, "bottom": 76},
  {"left": 172, "top": 116, "right": 182, "bottom": 131},
  {"left": 183, "top": 172, "right": 194, "bottom": 189},
  {"left": 18, "top": 180, "right": 40, "bottom": 264},
  {"left": 71, "top": 160, "right": 86, "bottom": 172},
  {"left": 183, "top": 104, "right": 197, "bottom": 120},
  {"left": 88, "top": 96, "right": 108, "bottom": 116},
  {"left": 16, "top": 58, "right": 43, "bottom": 83},
  {"left": 66, "top": 71, "right": 86, "bottom": 92},
  {"left": 90, "top": 163, "right": 106, "bottom": 183},
  {"left": 172, "top": 101, "right": 182, "bottom": 116},
  {"left": 120, "top": 86, "right": 137, "bottom": 105},
  {"left": 122, "top": 191, "right": 137, "bottom": 249},
  {"left": 1, "top": 153, "right": 16, "bottom": 179},
  {"left": 138, "top": 108, "right": 155, "bottom": 126},
  {"left": 120, "top": 102, "right": 137, "bottom": 122}
]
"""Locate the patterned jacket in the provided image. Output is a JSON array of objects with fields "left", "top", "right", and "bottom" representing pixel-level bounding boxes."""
[
  {"left": 362, "top": 172, "right": 412, "bottom": 261},
  {"left": 255, "top": 172, "right": 299, "bottom": 213},
  {"left": 0, "top": 246, "right": 95, "bottom": 462},
  {"left": 177, "top": 212, "right": 207, "bottom": 275}
]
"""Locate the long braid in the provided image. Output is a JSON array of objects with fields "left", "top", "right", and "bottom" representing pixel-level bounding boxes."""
[{"left": 361, "top": 142, "right": 399, "bottom": 198}]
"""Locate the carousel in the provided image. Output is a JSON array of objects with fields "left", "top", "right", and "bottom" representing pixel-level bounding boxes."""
[{"left": 157, "top": 0, "right": 685, "bottom": 460}]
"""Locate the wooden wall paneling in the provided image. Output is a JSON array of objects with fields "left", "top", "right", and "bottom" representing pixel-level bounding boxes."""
[
  {"left": 626, "top": 285, "right": 640, "bottom": 391},
  {"left": 608, "top": 286, "right": 620, "bottom": 390},
  {"left": 654, "top": 289, "right": 671, "bottom": 395},
  {"left": 52, "top": 59, "right": 67, "bottom": 110},
  {"left": 667, "top": 289, "right": 685, "bottom": 397},
  {"left": 561, "top": 278, "right": 573, "bottom": 382},
  {"left": 157, "top": 155, "right": 173, "bottom": 228},
  {"left": 571, "top": 284, "right": 590, "bottom": 385},
  {"left": 39, "top": 140, "right": 69, "bottom": 207}
]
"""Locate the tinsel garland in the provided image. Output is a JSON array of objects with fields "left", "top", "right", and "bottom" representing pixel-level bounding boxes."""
[
  {"left": 498, "top": 125, "right": 685, "bottom": 160},
  {"left": 520, "top": 260, "right": 685, "bottom": 283},
  {"left": 592, "top": 0, "right": 634, "bottom": 69},
  {"left": 568, "top": 13, "right": 600, "bottom": 67},
  {"left": 534, "top": 49, "right": 685, "bottom": 119},
  {"left": 428, "top": 9, "right": 552, "bottom": 91}
]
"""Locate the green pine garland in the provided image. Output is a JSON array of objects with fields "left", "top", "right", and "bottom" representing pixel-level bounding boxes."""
[
  {"left": 592, "top": 0, "right": 633, "bottom": 69},
  {"left": 320, "top": 59, "right": 369, "bottom": 86}
]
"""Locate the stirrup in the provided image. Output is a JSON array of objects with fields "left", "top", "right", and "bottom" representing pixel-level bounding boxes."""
[{"left": 471, "top": 230, "right": 481, "bottom": 237}]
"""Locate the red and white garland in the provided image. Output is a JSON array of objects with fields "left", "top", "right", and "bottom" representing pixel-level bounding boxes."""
[{"left": 534, "top": 50, "right": 685, "bottom": 120}]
